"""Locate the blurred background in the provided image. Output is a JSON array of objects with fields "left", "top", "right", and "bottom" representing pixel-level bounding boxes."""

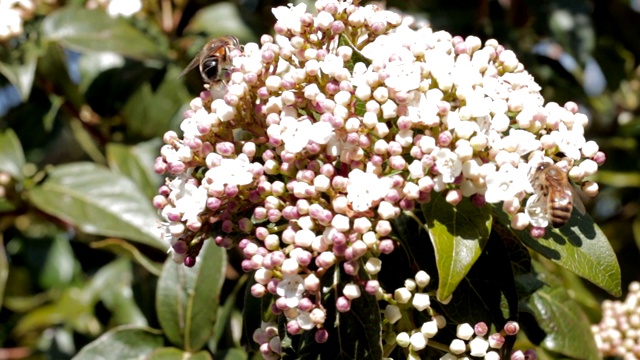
[{"left": 1, "top": 0, "right": 640, "bottom": 358}]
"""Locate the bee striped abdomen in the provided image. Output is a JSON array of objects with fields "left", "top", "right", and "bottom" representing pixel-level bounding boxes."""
[{"left": 548, "top": 189, "right": 573, "bottom": 228}]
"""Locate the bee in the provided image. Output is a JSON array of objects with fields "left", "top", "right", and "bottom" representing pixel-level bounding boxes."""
[
  {"left": 530, "top": 162, "right": 585, "bottom": 228},
  {"left": 179, "top": 35, "right": 240, "bottom": 85}
]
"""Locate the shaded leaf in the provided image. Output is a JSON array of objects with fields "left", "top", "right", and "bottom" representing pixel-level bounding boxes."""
[
  {"left": 0, "top": 42, "right": 38, "bottom": 101},
  {"left": 106, "top": 138, "right": 163, "bottom": 199},
  {"left": 422, "top": 195, "right": 492, "bottom": 301},
  {"left": 0, "top": 128, "right": 26, "bottom": 180},
  {"left": 39, "top": 234, "right": 77, "bottom": 289},
  {"left": 185, "top": 3, "right": 255, "bottom": 41},
  {"left": 42, "top": 7, "right": 166, "bottom": 60},
  {"left": 529, "top": 284, "right": 599, "bottom": 360},
  {"left": 122, "top": 66, "right": 191, "bottom": 139},
  {"left": 90, "top": 238, "right": 163, "bottom": 277},
  {"left": 493, "top": 207, "right": 621, "bottom": 296},
  {"left": 156, "top": 239, "right": 226, "bottom": 351},
  {"left": 28, "top": 162, "right": 165, "bottom": 250},
  {"left": 72, "top": 325, "right": 164, "bottom": 360},
  {"left": 0, "top": 239, "right": 7, "bottom": 310}
]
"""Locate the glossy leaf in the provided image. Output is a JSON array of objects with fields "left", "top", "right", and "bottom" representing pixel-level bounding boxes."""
[
  {"left": 42, "top": 7, "right": 166, "bottom": 60},
  {"left": 106, "top": 139, "right": 163, "bottom": 200},
  {"left": 0, "top": 129, "right": 26, "bottom": 180},
  {"left": 28, "top": 162, "right": 165, "bottom": 250},
  {"left": 422, "top": 195, "right": 492, "bottom": 301},
  {"left": 72, "top": 326, "right": 164, "bottom": 360},
  {"left": 529, "top": 284, "right": 599, "bottom": 360},
  {"left": 156, "top": 239, "right": 226, "bottom": 351},
  {"left": 493, "top": 207, "right": 621, "bottom": 296},
  {"left": 0, "top": 42, "right": 38, "bottom": 101}
]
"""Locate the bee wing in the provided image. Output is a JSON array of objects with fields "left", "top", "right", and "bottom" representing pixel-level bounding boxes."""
[
  {"left": 569, "top": 184, "right": 587, "bottom": 215},
  {"left": 178, "top": 54, "right": 201, "bottom": 78}
]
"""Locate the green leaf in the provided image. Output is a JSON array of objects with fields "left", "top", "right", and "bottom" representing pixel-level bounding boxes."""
[
  {"left": 156, "top": 239, "right": 226, "bottom": 351},
  {"left": 122, "top": 66, "right": 191, "bottom": 139},
  {"left": 529, "top": 284, "right": 599, "bottom": 360},
  {"left": 0, "top": 42, "right": 38, "bottom": 100},
  {"left": 185, "top": 3, "right": 255, "bottom": 41},
  {"left": 39, "top": 234, "right": 77, "bottom": 289},
  {"left": 28, "top": 162, "right": 165, "bottom": 250},
  {"left": 148, "top": 347, "right": 213, "bottom": 360},
  {"left": 0, "top": 128, "right": 26, "bottom": 180},
  {"left": 72, "top": 325, "right": 164, "bottom": 360},
  {"left": 41, "top": 7, "right": 166, "bottom": 60},
  {"left": 421, "top": 195, "right": 492, "bottom": 301},
  {"left": 106, "top": 138, "right": 163, "bottom": 199},
  {"left": 493, "top": 207, "right": 621, "bottom": 296},
  {"left": 90, "top": 239, "right": 163, "bottom": 276}
]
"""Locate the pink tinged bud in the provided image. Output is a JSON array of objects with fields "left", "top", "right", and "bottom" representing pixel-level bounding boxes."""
[
  {"left": 298, "top": 297, "right": 313, "bottom": 312},
  {"left": 524, "top": 349, "right": 537, "bottom": 360},
  {"left": 365, "top": 280, "right": 380, "bottom": 295},
  {"left": 343, "top": 260, "right": 359, "bottom": 275},
  {"left": 475, "top": 321, "right": 488, "bottom": 336},
  {"left": 287, "top": 320, "right": 302, "bottom": 335},
  {"left": 350, "top": 240, "right": 368, "bottom": 259},
  {"left": 171, "top": 240, "right": 187, "bottom": 254},
  {"left": 315, "top": 328, "right": 329, "bottom": 343},
  {"left": 379, "top": 239, "right": 395, "bottom": 254},
  {"left": 251, "top": 283, "right": 267, "bottom": 297},
  {"left": 489, "top": 333, "right": 505, "bottom": 348},
  {"left": 295, "top": 249, "right": 313, "bottom": 266},
  {"left": 530, "top": 226, "right": 546, "bottom": 239},
  {"left": 504, "top": 320, "right": 520, "bottom": 335},
  {"left": 304, "top": 273, "right": 320, "bottom": 291},
  {"left": 511, "top": 350, "right": 525, "bottom": 360},
  {"left": 316, "top": 251, "right": 336, "bottom": 268},
  {"left": 184, "top": 256, "right": 196, "bottom": 267},
  {"left": 438, "top": 131, "right": 453, "bottom": 146},
  {"left": 336, "top": 296, "right": 351, "bottom": 312}
]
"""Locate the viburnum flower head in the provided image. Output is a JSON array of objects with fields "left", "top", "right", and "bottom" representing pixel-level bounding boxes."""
[{"left": 153, "top": 0, "right": 604, "bottom": 353}]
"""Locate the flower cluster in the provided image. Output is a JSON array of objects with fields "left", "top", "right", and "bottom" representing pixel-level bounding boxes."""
[
  {"left": 592, "top": 282, "right": 640, "bottom": 357},
  {"left": 0, "top": 0, "right": 34, "bottom": 40},
  {"left": 153, "top": 0, "right": 603, "bottom": 356},
  {"left": 86, "top": 0, "right": 142, "bottom": 17}
]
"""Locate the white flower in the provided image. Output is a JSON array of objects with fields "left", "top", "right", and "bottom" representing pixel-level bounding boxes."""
[
  {"left": 296, "top": 310, "right": 315, "bottom": 330},
  {"left": 346, "top": 169, "right": 391, "bottom": 212},
  {"left": 550, "top": 123, "right": 586, "bottom": 160},
  {"left": 167, "top": 172, "right": 207, "bottom": 223},
  {"left": 484, "top": 163, "right": 532, "bottom": 203},
  {"left": 107, "top": 0, "right": 142, "bottom": 17},
  {"left": 320, "top": 54, "right": 344, "bottom": 78},
  {"left": 525, "top": 193, "right": 549, "bottom": 228},
  {"left": 433, "top": 148, "right": 462, "bottom": 183},
  {"left": 384, "top": 62, "right": 422, "bottom": 92},
  {"left": 271, "top": 3, "right": 307, "bottom": 34},
  {"left": 281, "top": 118, "right": 333, "bottom": 154},
  {"left": 276, "top": 274, "right": 305, "bottom": 308},
  {"left": 205, "top": 154, "right": 254, "bottom": 187}
]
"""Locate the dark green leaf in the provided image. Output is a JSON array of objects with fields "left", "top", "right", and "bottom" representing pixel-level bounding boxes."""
[
  {"left": 216, "top": 348, "right": 248, "bottom": 360},
  {"left": 421, "top": 195, "right": 492, "bottom": 301},
  {"left": 0, "top": 128, "right": 26, "bottom": 180},
  {"left": 42, "top": 7, "right": 166, "bottom": 60},
  {"left": 156, "top": 239, "right": 226, "bottom": 351},
  {"left": 106, "top": 138, "right": 163, "bottom": 199},
  {"left": 39, "top": 234, "right": 77, "bottom": 289},
  {"left": 90, "top": 239, "right": 163, "bottom": 276},
  {"left": 529, "top": 284, "right": 599, "bottom": 360},
  {"left": 28, "top": 162, "right": 165, "bottom": 250},
  {"left": 72, "top": 325, "right": 164, "bottom": 360},
  {"left": 0, "top": 42, "right": 38, "bottom": 100},
  {"left": 493, "top": 207, "right": 621, "bottom": 296},
  {"left": 122, "top": 66, "right": 191, "bottom": 139},
  {"left": 212, "top": 275, "right": 248, "bottom": 351},
  {"left": 185, "top": 3, "right": 255, "bottom": 41}
]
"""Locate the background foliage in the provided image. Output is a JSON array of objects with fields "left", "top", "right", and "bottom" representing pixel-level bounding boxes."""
[{"left": 1, "top": 0, "right": 639, "bottom": 359}]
